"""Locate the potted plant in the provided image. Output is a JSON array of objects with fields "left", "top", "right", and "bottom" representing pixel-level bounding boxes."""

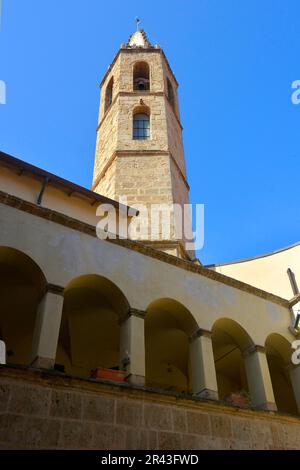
[
  {"left": 90, "top": 366, "right": 126, "bottom": 382},
  {"left": 224, "top": 389, "right": 251, "bottom": 406}
]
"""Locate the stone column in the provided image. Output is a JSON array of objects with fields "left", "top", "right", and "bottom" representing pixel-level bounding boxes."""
[
  {"left": 288, "top": 364, "right": 300, "bottom": 414},
  {"left": 189, "top": 329, "right": 219, "bottom": 400},
  {"left": 0, "top": 340, "right": 6, "bottom": 364},
  {"left": 31, "top": 284, "right": 64, "bottom": 369},
  {"left": 119, "top": 308, "right": 146, "bottom": 386},
  {"left": 243, "top": 345, "right": 277, "bottom": 411}
]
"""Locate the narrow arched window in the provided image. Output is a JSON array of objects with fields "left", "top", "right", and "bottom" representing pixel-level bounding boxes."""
[
  {"left": 167, "top": 78, "right": 175, "bottom": 110},
  {"left": 133, "top": 62, "right": 150, "bottom": 91},
  {"left": 105, "top": 77, "right": 113, "bottom": 113},
  {"left": 133, "top": 113, "right": 150, "bottom": 140}
]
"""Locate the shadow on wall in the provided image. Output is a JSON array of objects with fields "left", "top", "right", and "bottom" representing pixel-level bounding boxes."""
[
  {"left": 145, "top": 298, "right": 198, "bottom": 393},
  {"left": 0, "top": 245, "right": 298, "bottom": 418},
  {"left": 56, "top": 274, "right": 129, "bottom": 378},
  {"left": 0, "top": 246, "right": 46, "bottom": 365}
]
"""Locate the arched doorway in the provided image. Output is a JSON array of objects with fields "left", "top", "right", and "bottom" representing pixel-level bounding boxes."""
[
  {"left": 212, "top": 318, "right": 253, "bottom": 402},
  {"left": 0, "top": 246, "right": 46, "bottom": 365},
  {"left": 265, "top": 333, "right": 298, "bottom": 415},
  {"left": 56, "top": 274, "right": 129, "bottom": 377},
  {"left": 145, "top": 298, "right": 198, "bottom": 393}
]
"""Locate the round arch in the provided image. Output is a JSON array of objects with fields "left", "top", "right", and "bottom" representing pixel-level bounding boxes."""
[
  {"left": 0, "top": 246, "right": 46, "bottom": 365},
  {"left": 265, "top": 333, "right": 298, "bottom": 415},
  {"left": 132, "top": 104, "right": 150, "bottom": 117},
  {"left": 132, "top": 105, "right": 150, "bottom": 141},
  {"left": 133, "top": 61, "right": 150, "bottom": 91},
  {"left": 145, "top": 298, "right": 199, "bottom": 393},
  {"left": 211, "top": 317, "right": 254, "bottom": 401},
  {"left": 56, "top": 274, "right": 129, "bottom": 377}
]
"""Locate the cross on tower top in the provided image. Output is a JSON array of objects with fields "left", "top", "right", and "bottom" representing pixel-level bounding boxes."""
[{"left": 135, "top": 17, "right": 141, "bottom": 31}]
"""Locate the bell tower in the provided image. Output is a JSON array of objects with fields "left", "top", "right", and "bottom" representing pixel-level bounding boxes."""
[{"left": 92, "top": 28, "right": 193, "bottom": 259}]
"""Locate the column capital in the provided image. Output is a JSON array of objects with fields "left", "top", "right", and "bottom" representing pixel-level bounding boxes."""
[
  {"left": 119, "top": 307, "right": 146, "bottom": 325},
  {"left": 242, "top": 344, "right": 266, "bottom": 358},
  {"left": 46, "top": 283, "right": 64, "bottom": 296},
  {"left": 189, "top": 328, "right": 212, "bottom": 343}
]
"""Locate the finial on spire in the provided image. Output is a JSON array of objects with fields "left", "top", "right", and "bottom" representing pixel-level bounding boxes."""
[{"left": 135, "top": 17, "right": 141, "bottom": 31}]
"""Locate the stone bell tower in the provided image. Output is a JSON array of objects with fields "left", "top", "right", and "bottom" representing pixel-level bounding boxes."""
[{"left": 92, "top": 28, "right": 194, "bottom": 259}]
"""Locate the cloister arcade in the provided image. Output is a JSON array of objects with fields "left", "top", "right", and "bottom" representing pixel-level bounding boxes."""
[{"left": 0, "top": 244, "right": 299, "bottom": 417}]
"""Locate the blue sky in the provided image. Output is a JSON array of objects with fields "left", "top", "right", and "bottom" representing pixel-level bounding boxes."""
[{"left": 0, "top": 0, "right": 299, "bottom": 264}]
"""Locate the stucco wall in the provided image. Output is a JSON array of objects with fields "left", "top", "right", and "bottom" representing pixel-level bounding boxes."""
[
  {"left": 212, "top": 244, "right": 300, "bottom": 301},
  {"left": 0, "top": 201, "right": 293, "bottom": 348}
]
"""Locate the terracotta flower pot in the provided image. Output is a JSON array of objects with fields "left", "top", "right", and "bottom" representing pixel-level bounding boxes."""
[
  {"left": 225, "top": 392, "right": 250, "bottom": 406},
  {"left": 90, "top": 367, "right": 126, "bottom": 382}
]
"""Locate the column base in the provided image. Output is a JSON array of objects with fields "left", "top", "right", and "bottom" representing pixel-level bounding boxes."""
[
  {"left": 194, "top": 388, "right": 218, "bottom": 401},
  {"left": 125, "top": 374, "right": 145, "bottom": 387},
  {"left": 256, "top": 401, "right": 277, "bottom": 412},
  {"left": 31, "top": 356, "right": 55, "bottom": 370}
]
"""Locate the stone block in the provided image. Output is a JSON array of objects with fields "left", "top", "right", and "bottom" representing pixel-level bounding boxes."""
[
  {"left": 172, "top": 408, "right": 187, "bottom": 433},
  {"left": 231, "top": 417, "right": 251, "bottom": 442},
  {"left": 0, "top": 414, "right": 27, "bottom": 445},
  {"left": 270, "top": 422, "right": 285, "bottom": 449},
  {"left": 186, "top": 411, "right": 210, "bottom": 436},
  {"left": 282, "top": 423, "right": 300, "bottom": 449},
  {"left": 157, "top": 431, "right": 181, "bottom": 450},
  {"left": 116, "top": 399, "right": 143, "bottom": 427},
  {"left": 24, "top": 416, "right": 61, "bottom": 448},
  {"left": 60, "top": 421, "right": 94, "bottom": 449},
  {"left": 144, "top": 404, "right": 172, "bottom": 431},
  {"left": 0, "top": 413, "right": 60, "bottom": 448},
  {"left": 0, "top": 383, "right": 10, "bottom": 412},
  {"left": 93, "top": 423, "right": 126, "bottom": 450},
  {"left": 250, "top": 420, "right": 272, "bottom": 450},
  {"left": 147, "top": 430, "right": 158, "bottom": 450},
  {"left": 210, "top": 414, "right": 232, "bottom": 439},
  {"left": 50, "top": 390, "right": 82, "bottom": 420},
  {"left": 181, "top": 433, "right": 202, "bottom": 450},
  {"left": 8, "top": 384, "right": 51, "bottom": 417},
  {"left": 126, "top": 428, "right": 148, "bottom": 450},
  {"left": 82, "top": 394, "right": 115, "bottom": 423}
]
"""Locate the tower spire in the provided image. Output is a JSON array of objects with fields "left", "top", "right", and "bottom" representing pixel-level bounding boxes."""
[{"left": 127, "top": 23, "right": 151, "bottom": 48}]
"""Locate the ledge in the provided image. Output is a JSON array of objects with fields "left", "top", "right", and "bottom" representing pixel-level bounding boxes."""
[{"left": 0, "top": 365, "right": 299, "bottom": 425}]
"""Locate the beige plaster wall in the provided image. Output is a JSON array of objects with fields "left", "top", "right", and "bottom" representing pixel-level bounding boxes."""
[
  {"left": 0, "top": 202, "right": 293, "bottom": 351},
  {"left": 212, "top": 244, "right": 300, "bottom": 300},
  {"left": 0, "top": 165, "right": 130, "bottom": 236}
]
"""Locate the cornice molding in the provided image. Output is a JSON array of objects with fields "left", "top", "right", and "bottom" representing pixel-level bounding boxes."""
[{"left": 0, "top": 190, "right": 290, "bottom": 309}]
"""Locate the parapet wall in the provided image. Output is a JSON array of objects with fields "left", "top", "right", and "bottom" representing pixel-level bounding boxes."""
[{"left": 1, "top": 367, "right": 300, "bottom": 450}]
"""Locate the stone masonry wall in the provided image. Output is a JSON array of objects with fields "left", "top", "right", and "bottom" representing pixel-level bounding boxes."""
[{"left": 1, "top": 367, "right": 300, "bottom": 450}]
